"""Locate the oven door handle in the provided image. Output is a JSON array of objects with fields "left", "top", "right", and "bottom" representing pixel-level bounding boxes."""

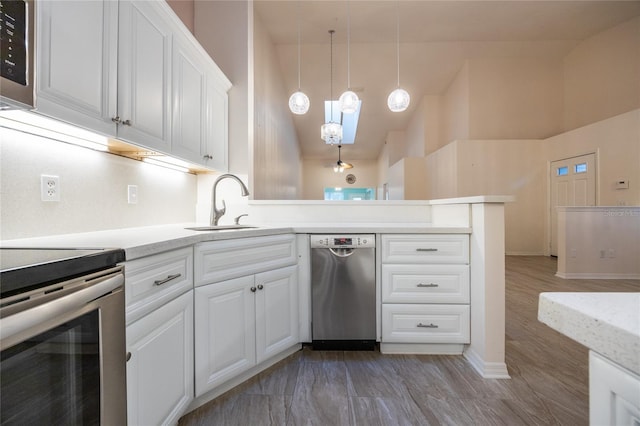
[{"left": 0, "top": 273, "right": 124, "bottom": 345}]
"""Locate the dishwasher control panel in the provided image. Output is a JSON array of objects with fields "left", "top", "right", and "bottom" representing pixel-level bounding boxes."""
[{"left": 310, "top": 234, "right": 375, "bottom": 249}]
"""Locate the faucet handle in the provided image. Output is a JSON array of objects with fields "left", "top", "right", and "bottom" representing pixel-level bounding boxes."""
[{"left": 234, "top": 214, "right": 248, "bottom": 225}]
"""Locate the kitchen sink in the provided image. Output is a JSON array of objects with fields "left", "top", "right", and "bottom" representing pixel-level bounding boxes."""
[{"left": 185, "top": 225, "right": 257, "bottom": 231}]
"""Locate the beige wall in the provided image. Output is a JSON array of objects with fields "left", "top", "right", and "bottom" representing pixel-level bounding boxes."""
[
  {"left": 563, "top": 17, "right": 640, "bottom": 132},
  {"left": 468, "top": 58, "right": 564, "bottom": 140},
  {"left": 302, "top": 159, "right": 379, "bottom": 200},
  {"left": 547, "top": 109, "right": 640, "bottom": 207},
  {"left": 424, "top": 141, "right": 457, "bottom": 200},
  {"left": 0, "top": 128, "right": 196, "bottom": 241},
  {"left": 252, "top": 15, "right": 302, "bottom": 199},
  {"left": 441, "top": 61, "right": 470, "bottom": 148},
  {"left": 194, "top": 1, "right": 250, "bottom": 175},
  {"left": 387, "top": 157, "right": 428, "bottom": 200},
  {"left": 166, "top": 0, "right": 194, "bottom": 33}
]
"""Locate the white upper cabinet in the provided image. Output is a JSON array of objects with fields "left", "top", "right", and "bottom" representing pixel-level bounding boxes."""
[
  {"left": 171, "top": 31, "right": 230, "bottom": 171},
  {"left": 35, "top": 0, "right": 230, "bottom": 169},
  {"left": 36, "top": 0, "right": 118, "bottom": 135},
  {"left": 117, "top": 0, "right": 172, "bottom": 152}
]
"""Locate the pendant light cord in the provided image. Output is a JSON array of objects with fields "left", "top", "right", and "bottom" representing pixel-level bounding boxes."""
[
  {"left": 297, "top": 1, "right": 302, "bottom": 90},
  {"left": 329, "top": 30, "right": 335, "bottom": 118},
  {"left": 395, "top": 1, "right": 400, "bottom": 88},
  {"left": 347, "top": 1, "right": 351, "bottom": 89}
]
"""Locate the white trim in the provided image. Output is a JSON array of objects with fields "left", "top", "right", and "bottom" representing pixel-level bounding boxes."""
[
  {"left": 505, "top": 251, "right": 546, "bottom": 256},
  {"left": 556, "top": 272, "right": 640, "bottom": 280},
  {"left": 380, "top": 343, "right": 465, "bottom": 355},
  {"left": 464, "top": 347, "right": 511, "bottom": 379}
]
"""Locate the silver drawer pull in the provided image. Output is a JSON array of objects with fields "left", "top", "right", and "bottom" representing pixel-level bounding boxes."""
[
  {"left": 417, "top": 283, "right": 439, "bottom": 288},
  {"left": 154, "top": 273, "right": 182, "bottom": 286},
  {"left": 416, "top": 248, "right": 438, "bottom": 252},
  {"left": 417, "top": 323, "right": 438, "bottom": 328}
]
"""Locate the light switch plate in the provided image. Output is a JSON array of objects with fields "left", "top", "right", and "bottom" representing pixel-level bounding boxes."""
[
  {"left": 128, "top": 185, "right": 138, "bottom": 204},
  {"left": 41, "top": 175, "right": 60, "bottom": 202}
]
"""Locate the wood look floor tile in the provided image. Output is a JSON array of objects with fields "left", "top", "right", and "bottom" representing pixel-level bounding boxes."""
[{"left": 179, "top": 257, "right": 639, "bottom": 426}]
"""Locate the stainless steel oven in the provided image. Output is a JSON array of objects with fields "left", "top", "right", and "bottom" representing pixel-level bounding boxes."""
[
  {"left": 0, "top": 0, "right": 35, "bottom": 110},
  {"left": 0, "top": 248, "right": 127, "bottom": 425}
]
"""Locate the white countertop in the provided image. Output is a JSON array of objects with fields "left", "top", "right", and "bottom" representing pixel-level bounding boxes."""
[
  {"left": 1, "top": 223, "right": 470, "bottom": 261},
  {"left": 538, "top": 292, "right": 640, "bottom": 374}
]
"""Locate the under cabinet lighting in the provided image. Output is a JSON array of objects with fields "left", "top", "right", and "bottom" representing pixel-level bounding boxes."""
[
  {"left": 0, "top": 110, "right": 109, "bottom": 151},
  {"left": 142, "top": 157, "right": 190, "bottom": 173}
]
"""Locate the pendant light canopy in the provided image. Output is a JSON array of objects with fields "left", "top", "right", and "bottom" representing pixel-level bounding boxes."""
[
  {"left": 289, "top": 2, "right": 309, "bottom": 115},
  {"left": 388, "top": 1, "right": 410, "bottom": 112},
  {"left": 321, "top": 30, "right": 343, "bottom": 144},
  {"left": 339, "top": 1, "right": 359, "bottom": 114}
]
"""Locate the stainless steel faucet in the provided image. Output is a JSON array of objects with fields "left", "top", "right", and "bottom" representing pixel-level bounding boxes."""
[{"left": 210, "top": 174, "right": 250, "bottom": 226}]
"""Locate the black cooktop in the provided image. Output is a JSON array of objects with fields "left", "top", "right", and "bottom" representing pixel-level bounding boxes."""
[{"left": 0, "top": 248, "right": 126, "bottom": 299}]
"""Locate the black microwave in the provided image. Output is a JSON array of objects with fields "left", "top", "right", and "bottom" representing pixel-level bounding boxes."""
[{"left": 0, "top": 0, "right": 34, "bottom": 110}]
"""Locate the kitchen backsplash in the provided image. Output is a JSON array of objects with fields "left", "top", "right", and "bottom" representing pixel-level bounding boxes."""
[{"left": 0, "top": 127, "right": 198, "bottom": 241}]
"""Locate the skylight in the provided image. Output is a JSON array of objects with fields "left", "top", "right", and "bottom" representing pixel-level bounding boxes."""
[{"left": 324, "top": 100, "right": 361, "bottom": 144}]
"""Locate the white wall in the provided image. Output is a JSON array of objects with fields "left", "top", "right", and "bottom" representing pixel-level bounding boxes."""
[{"left": 0, "top": 128, "right": 196, "bottom": 240}]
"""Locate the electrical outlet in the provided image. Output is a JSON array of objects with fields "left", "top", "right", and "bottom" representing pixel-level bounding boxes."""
[
  {"left": 41, "top": 175, "right": 60, "bottom": 202},
  {"left": 127, "top": 185, "right": 138, "bottom": 204}
]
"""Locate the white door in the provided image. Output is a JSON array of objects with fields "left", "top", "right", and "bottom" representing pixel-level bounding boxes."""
[
  {"left": 36, "top": 0, "right": 118, "bottom": 135},
  {"left": 550, "top": 153, "right": 596, "bottom": 256},
  {"left": 194, "top": 276, "right": 256, "bottom": 397},
  {"left": 255, "top": 265, "right": 299, "bottom": 364},
  {"left": 126, "top": 291, "right": 194, "bottom": 426}
]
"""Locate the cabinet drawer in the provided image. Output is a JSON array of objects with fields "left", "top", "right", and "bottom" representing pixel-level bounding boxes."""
[
  {"left": 381, "top": 264, "right": 469, "bottom": 304},
  {"left": 125, "top": 247, "right": 193, "bottom": 324},
  {"left": 381, "top": 234, "right": 469, "bottom": 264},
  {"left": 195, "top": 234, "right": 296, "bottom": 286},
  {"left": 381, "top": 304, "right": 470, "bottom": 344}
]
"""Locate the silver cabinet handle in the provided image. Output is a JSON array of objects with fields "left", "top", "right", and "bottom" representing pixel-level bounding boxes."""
[
  {"left": 111, "top": 116, "right": 121, "bottom": 124},
  {"left": 203, "top": 154, "right": 213, "bottom": 160},
  {"left": 250, "top": 287, "right": 257, "bottom": 293},
  {"left": 417, "top": 323, "right": 438, "bottom": 328},
  {"left": 122, "top": 119, "right": 132, "bottom": 126},
  {"left": 416, "top": 248, "right": 438, "bottom": 252},
  {"left": 417, "top": 283, "right": 439, "bottom": 288},
  {"left": 257, "top": 284, "right": 264, "bottom": 290},
  {"left": 126, "top": 352, "right": 132, "bottom": 362},
  {"left": 154, "top": 273, "right": 181, "bottom": 286}
]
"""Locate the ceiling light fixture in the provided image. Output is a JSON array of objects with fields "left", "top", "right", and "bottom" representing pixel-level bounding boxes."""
[
  {"left": 387, "top": 1, "right": 410, "bottom": 112},
  {"left": 321, "top": 29, "right": 343, "bottom": 144},
  {"left": 339, "top": 1, "right": 359, "bottom": 114},
  {"left": 288, "top": 1, "right": 309, "bottom": 115},
  {"left": 333, "top": 144, "right": 353, "bottom": 173}
]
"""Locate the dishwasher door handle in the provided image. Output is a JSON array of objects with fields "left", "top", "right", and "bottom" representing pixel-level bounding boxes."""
[{"left": 329, "top": 247, "right": 355, "bottom": 258}]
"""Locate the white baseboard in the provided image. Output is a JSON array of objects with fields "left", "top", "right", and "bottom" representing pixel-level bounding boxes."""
[
  {"left": 463, "top": 347, "right": 511, "bottom": 379},
  {"left": 556, "top": 272, "right": 640, "bottom": 279},
  {"left": 505, "top": 251, "right": 545, "bottom": 256},
  {"left": 379, "top": 342, "right": 465, "bottom": 355}
]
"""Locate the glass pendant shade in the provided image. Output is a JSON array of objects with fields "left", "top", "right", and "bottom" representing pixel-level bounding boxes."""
[
  {"left": 339, "top": 90, "right": 359, "bottom": 114},
  {"left": 289, "top": 91, "right": 310, "bottom": 115},
  {"left": 321, "top": 121, "right": 343, "bottom": 145},
  {"left": 387, "top": 88, "right": 410, "bottom": 112}
]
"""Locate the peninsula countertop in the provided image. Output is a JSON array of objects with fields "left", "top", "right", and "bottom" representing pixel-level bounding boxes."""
[{"left": 538, "top": 292, "right": 640, "bottom": 375}]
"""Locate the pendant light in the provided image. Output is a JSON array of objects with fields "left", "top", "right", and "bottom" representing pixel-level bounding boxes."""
[
  {"left": 387, "top": 1, "right": 410, "bottom": 112},
  {"left": 339, "top": 1, "right": 359, "bottom": 114},
  {"left": 288, "top": 1, "right": 309, "bottom": 115},
  {"left": 321, "top": 30, "right": 343, "bottom": 144}
]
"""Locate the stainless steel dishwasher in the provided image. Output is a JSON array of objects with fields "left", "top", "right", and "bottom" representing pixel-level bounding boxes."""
[{"left": 311, "top": 234, "right": 376, "bottom": 350}]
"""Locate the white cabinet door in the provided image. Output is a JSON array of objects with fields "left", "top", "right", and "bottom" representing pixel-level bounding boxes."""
[
  {"left": 171, "top": 32, "right": 229, "bottom": 170},
  {"left": 126, "top": 290, "right": 194, "bottom": 426},
  {"left": 36, "top": 0, "right": 118, "bottom": 135},
  {"left": 117, "top": 0, "right": 172, "bottom": 152},
  {"left": 255, "top": 265, "right": 299, "bottom": 363},
  {"left": 194, "top": 275, "right": 256, "bottom": 397},
  {"left": 590, "top": 351, "right": 640, "bottom": 425},
  {"left": 171, "top": 35, "right": 206, "bottom": 164}
]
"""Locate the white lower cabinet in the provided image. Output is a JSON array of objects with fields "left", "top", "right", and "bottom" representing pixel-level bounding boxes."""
[
  {"left": 126, "top": 290, "right": 194, "bottom": 426},
  {"left": 380, "top": 234, "right": 471, "bottom": 353},
  {"left": 590, "top": 351, "right": 640, "bottom": 425},
  {"left": 194, "top": 265, "right": 298, "bottom": 396}
]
